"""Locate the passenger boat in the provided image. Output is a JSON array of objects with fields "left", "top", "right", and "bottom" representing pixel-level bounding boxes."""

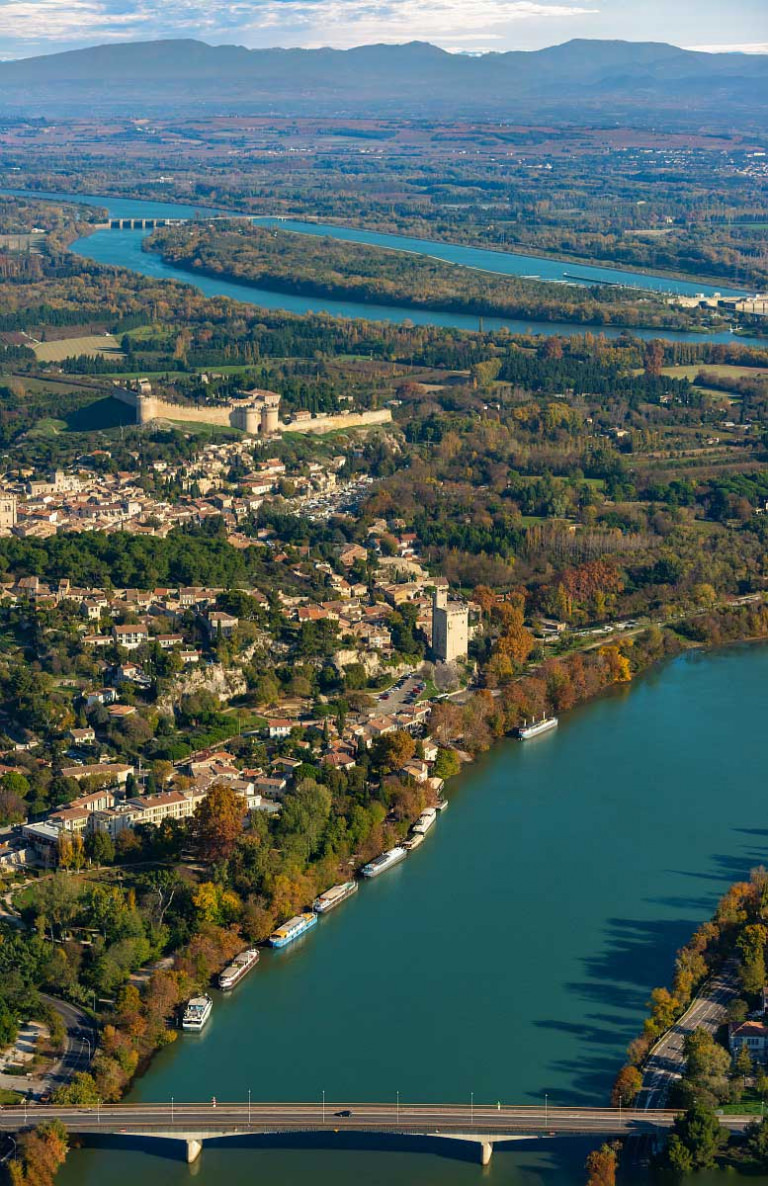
[
  {"left": 436, "top": 798, "right": 448, "bottom": 812},
  {"left": 312, "top": 881, "right": 358, "bottom": 914},
  {"left": 361, "top": 846, "right": 407, "bottom": 878},
  {"left": 516, "top": 716, "right": 558, "bottom": 740},
  {"left": 218, "top": 947, "right": 260, "bottom": 990},
  {"left": 269, "top": 912, "right": 318, "bottom": 948},
  {"left": 402, "top": 833, "right": 424, "bottom": 852},
  {"left": 413, "top": 807, "right": 437, "bottom": 836},
  {"left": 182, "top": 994, "right": 213, "bottom": 1031}
]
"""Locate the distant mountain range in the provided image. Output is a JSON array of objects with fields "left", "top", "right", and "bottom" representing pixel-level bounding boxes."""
[{"left": 1, "top": 38, "right": 766, "bottom": 128}]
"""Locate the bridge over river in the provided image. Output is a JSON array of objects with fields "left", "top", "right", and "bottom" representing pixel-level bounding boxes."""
[
  {"left": 0, "top": 1102, "right": 755, "bottom": 1166},
  {"left": 99, "top": 214, "right": 260, "bottom": 231}
]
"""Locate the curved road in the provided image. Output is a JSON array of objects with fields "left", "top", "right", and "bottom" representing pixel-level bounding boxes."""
[
  {"left": 639, "top": 961, "right": 739, "bottom": 1109},
  {"left": 39, "top": 995, "right": 98, "bottom": 1095}
]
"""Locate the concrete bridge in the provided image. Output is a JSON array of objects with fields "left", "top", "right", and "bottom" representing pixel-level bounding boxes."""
[
  {"left": 103, "top": 214, "right": 257, "bottom": 231},
  {"left": 0, "top": 1102, "right": 754, "bottom": 1167}
]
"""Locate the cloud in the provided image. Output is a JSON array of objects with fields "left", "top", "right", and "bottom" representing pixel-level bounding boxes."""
[
  {"left": 243, "top": 0, "right": 600, "bottom": 48},
  {"left": 687, "top": 42, "right": 768, "bottom": 53},
  {"left": 0, "top": 0, "right": 599, "bottom": 53}
]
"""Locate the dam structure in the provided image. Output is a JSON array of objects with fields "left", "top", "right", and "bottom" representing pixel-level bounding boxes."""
[{"left": 111, "top": 382, "right": 391, "bottom": 436}]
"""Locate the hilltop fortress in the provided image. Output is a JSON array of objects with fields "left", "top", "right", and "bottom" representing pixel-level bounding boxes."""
[{"left": 111, "top": 382, "right": 391, "bottom": 436}]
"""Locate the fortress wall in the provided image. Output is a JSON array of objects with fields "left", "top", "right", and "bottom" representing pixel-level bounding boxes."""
[
  {"left": 147, "top": 399, "right": 234, "bottom": 427},
  {"left": 279, "top": 409, "right": 392, "bottom": 435},
  {"left": 109, "top": 391, "right": 390, "bottom": 435}
]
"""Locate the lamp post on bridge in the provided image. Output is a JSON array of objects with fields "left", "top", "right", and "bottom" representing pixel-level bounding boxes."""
[
  {"left": 396, "top": 1091, "right": 400, "bottom": 1123},
  {"left": 248, "top": 1089, "right": 251, "bottom": 1126},
  {"left": 545, "top": 1093, "right": 548, "bottom": 1127},
  {"left": 322, "top": 1090, "right": 325, "bottom": 1124},
  {"left": 470, "top": 1092, "right": 474, "bottom": 1124},
  {"left": 171, "top": 1096, "right": 174, "bottom": 1124}
]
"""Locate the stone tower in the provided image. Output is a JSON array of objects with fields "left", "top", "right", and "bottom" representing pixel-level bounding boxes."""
[{"left": 432, "top": 586, "right": 469, "bottom": 664}]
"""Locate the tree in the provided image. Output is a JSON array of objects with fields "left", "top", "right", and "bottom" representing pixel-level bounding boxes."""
[
  {"left": 738, "top": 923, "right": 768, "bottom": 994},
  {"left": 9, "top": 1119, "right": 68, "bottom": 1186},
  {"left": 664, "top": 1101, "right": 726, "bottom": 1171},
  {"left": 434, "top": 748, "right": 461, "bottom": 780},
  {"left": 86, "top": 830, "right": 115, "bottom": 866},
  {"left": 52, "top": 1070, "right": 100, "bottom": 1106},
  {"left": 195, "top": 784, "right": 244, "bottom": 863},
  {"left": 745, "top": 1116, "right": 768, "bottom": 1167},
  {"left": 585, "top": 1142, "right": 619, "bottom": 1186},
  {"left": 371, "top": 730, "right": 416, "bottom": 774},
  {"left": 683, "top": 1028, "right": 732, "bottom": 1102},
  {"left": 276, "top": 779, "right": 332, "bottom": 865},
  {"left": 611, "top": 1064, "right": 642, "bottom": 1106}
]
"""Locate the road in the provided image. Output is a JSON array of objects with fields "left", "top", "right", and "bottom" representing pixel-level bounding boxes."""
[
  {"left": 638, "top": 961, "right": 739, "bottom": 1109},
  {"left": 0, "top": 1101, "right": 756, "bottom": 1138},
  {"left": 39, "top": 995, "right": 98, "bottom": 1095}
]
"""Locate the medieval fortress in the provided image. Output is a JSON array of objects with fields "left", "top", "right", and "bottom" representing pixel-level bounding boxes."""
[{"left": 111, "top": 382, "right": 391, "bottom": 436}]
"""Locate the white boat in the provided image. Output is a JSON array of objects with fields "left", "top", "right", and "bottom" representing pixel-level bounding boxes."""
[
  {"left": 436, "top": 798, "right": 448, "bottom": 812},
  {"left": 182, "top": 994, "right": 213, "bottom": 1031},
  {"left": 361, "top": 846, "right": 407, "bottom": 878},
  {"left": 516, "top": 716, "right": 558, "bottom": 741},
  {"left": 218, "top": 948, "right": 260, "bottom": 990},
  {"left": 413, "top": 807, "right": 437, "bottom": 836},
  {"left": 402, "top": 833, "right": 424, "bottom": 852},
  {"left": 313, "top": 881, "right": 358, "bottom": 914}
]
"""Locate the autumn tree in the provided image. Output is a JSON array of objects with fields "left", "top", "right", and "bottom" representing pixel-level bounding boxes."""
[
  {"left": 611, "top": 1064, "right": 642, "bottom": 1106},
  {"left": 9, "top": 1120, "right": 68, "bottom": 1186},
  {"left": 195, "top": 784, "right": 244, "bottom": 863},
  {"left": 371, "top": 730, "right": 416, "bottom": 774},
  {"left": 585, "top": 1142, "right": 619, "bottom": 1186}
]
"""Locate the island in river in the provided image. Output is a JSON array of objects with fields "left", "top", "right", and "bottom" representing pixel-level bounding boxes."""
[{"left": 143, "top": 221, "right": 718, "bottom": 332}]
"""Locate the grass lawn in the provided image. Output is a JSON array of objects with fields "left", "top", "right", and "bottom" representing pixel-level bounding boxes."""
[
  {"left": 720, "top": 1088, "right": 767, "bottom": 1116},
  {"left": 33, "top": 334, "right": 124, "bottom": 363},
  {"left": 661, "top": 364, "right": 768, "bottom": 383}
]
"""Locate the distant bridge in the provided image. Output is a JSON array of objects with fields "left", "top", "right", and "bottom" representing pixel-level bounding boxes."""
[
  {"left": 0, "top": 1102, "right": 755, "bottom": 1165},
  {"left": 99, "top": 214, "right": 259, "bottom": 231}
]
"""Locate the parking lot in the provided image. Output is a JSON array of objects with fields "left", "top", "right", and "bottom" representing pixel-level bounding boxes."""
[{"left": 371, "top": 672, "right": 425, "bottom": 716}]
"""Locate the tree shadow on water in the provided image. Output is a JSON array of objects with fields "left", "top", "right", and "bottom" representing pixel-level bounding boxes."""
[{"left": 532, "top": 916, "right": 699, "bottom": 1104}]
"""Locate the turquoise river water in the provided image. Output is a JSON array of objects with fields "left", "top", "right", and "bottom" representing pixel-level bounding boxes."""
[
  {"left": 55, "top": 643, "right": 768, "bottom": 1185},
  {"left": 1, "top": 185, "right": 765, "bottom": 348}
]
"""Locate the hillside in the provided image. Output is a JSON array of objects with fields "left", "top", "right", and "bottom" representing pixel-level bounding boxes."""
[{"left": 0, "top": 38, "right": 766, "bottom": 128}]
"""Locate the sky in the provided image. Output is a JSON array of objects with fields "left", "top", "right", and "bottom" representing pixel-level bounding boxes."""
[{"left": 0, "top": 0, "right": 765, "bottom": 58}]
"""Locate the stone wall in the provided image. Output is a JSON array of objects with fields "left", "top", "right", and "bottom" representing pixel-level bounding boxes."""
[{"left": 111, "top": 388, "right": 392, "bottom": 435}]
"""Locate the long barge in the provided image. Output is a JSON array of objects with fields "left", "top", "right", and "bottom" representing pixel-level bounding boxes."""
[
  {"left": 312, "top": 880, "right": 358, "bottom": 914},
  {"left": 218, "top": 947, "right": 260, "bottom": 990},
  {"left": 269, "top": 912, "right": 318, "bottom": 948},
  {"left": 361, "top": 846, "right": 407, "bottom": 878},
  {"left": 516, "top": 716, "right": 558, "bottom": 740}
]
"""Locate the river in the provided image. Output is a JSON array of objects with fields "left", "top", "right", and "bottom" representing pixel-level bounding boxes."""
[
  {"left": 2, "top": 185, "right": 765, "bottom": 348},
  {"left": 58, "top": 644, "right": 768, "bottom": 1186}
]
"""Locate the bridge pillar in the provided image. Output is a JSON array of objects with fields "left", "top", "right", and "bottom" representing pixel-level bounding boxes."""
[
  {"left": 186, "top": 1139, "right": 203, "bottom": 1164},
  {"left": 480, "top": 1142, "right": 493, "bottom": 1166}
]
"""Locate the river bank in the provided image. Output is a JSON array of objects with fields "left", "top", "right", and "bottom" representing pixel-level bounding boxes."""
[{"left": 49, "top": 634, "right": 768, "bottom": 1186}]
